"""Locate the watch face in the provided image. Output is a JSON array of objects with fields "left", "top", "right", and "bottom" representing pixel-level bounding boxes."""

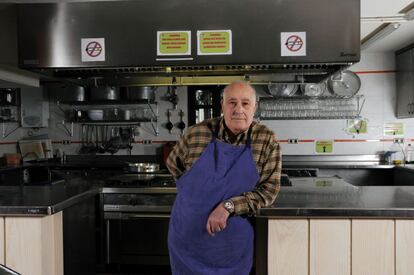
[{"left": 224, "top": 201, "right": 234, "bottom": 212}]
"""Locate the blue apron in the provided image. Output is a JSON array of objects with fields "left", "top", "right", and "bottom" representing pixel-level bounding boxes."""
[{"left": 168, "top": 124, "right": 260, "bottom": 275}]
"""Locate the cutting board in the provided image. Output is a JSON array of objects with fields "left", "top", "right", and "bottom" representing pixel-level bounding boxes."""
[{"left": 19, "top": 140, "right": 46, "bottom": 161}]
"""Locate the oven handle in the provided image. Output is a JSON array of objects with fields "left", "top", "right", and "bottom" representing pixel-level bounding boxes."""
[
  {"left": 104, "top": 212, "right": 170, "bottom": 219},
  {"left": 128, "top": 213, "right": 170, "bottom": 219}
]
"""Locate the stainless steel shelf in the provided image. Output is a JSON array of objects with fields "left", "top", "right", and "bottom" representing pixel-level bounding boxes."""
[{"left": 258, "top": 96, "right": 364, "bottom": 120}]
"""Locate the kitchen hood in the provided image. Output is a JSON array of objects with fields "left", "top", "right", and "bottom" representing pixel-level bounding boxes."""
[{"left": 17, "top": 0, "right": 360, "bottom": 85}]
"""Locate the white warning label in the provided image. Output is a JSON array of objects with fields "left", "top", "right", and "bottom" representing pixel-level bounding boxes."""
[{"left": 281, "top": 32, "right": 306, "bottom": 57}]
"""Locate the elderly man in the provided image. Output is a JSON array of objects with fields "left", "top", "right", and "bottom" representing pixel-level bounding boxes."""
[{"left": 166, "top": 81, "right": 281, "bottom": 275}]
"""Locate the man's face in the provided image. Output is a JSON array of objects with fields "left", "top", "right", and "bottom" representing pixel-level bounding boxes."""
[{"left": 221, "top": 83, "right": 257, "bottom": 135}]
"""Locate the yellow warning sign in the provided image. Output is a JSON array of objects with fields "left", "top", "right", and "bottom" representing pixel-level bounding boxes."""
[
  {"left": 157, "top": 31, "right": 191, "bottom": 56},
  {"left": 384, "top": 122, "right": 404, "bottom": 136},
  {"left": 347, "top": 119, "right": 368, "bottom": 134},
  {"left": 197, "top": 30, "right": 232, "bottom": 55},
  {"left": 315, "top": 140, "right": 333, "bottom": 154}
]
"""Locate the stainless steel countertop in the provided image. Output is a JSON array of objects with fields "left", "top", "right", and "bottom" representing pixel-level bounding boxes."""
[
  {"left": 259, "top": 177, "right": 414, "bottom": 218},
  {"left": 2, "top": 172, "right": 414, "bottom": 218}
]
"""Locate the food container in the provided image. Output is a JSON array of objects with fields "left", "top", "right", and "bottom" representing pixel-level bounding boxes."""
[
  {"left": 4, "top": 153, "right": 21, "bottom": 166},
  {"left": 88, "top": 109, "right": 104, "bottom": 120}
]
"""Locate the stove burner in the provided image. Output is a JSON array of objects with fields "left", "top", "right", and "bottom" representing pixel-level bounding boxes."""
[{"left": 105, "top": 173, "right": 176, "bottom": 188}]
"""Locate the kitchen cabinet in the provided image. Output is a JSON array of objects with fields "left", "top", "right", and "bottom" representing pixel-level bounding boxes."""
[
  {"left": 0, "top": 190, "right": 97, "bottom": 275},
  {"left": 0, "top": 217, "right": 3, "bottom": 265},
  {"left": 396, "top": 48, "right": 414, "bottom": 118},
  {"left": 2, "top": 213, "right": 63, "bottom": 275},
  {"left": 265, "top": 218, "right": 414, "bottom": 275}
]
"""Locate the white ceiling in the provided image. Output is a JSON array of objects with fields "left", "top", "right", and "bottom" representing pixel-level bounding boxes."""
[{"left": 361, "top": 0, "right": 414, "bottom": 52}]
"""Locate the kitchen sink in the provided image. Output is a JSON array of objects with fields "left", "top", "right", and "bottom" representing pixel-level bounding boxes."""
[{"left": 318, "top": 166, "right": 414, "bottom": 186}]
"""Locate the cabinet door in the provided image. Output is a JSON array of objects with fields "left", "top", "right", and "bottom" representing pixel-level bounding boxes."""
[
  {"left": 396, "top": 49, "right": 414, "bottom": 118},
  {"left": 310, "top": 219, "right": 351, "bottom": 275},
  {"left": 0, "top": 217, "right": 4, "bottom": 265},
  {"left": 5, "top": 213, "right": 63, "bottom": 275},
  {"left": 268, "top": 219, "right": 308, "bottom": 275},
  {"left": 352, "top": 219, "right": 394, "bottom": 275},
  {"left": 396, "top": 220, "right": 414, "bottom": 275}
]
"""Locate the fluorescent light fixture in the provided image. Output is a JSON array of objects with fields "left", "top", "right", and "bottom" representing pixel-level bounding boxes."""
[
  {"left": 405, "top": 8, "right": 414, "bottom": 20},
  {"left": 360, "top": 23, "right": 400, "bottom": 50}
]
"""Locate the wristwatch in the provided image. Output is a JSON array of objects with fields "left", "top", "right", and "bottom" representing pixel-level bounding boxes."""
[{"left": 223, "top": 199, "right": 235, "bottom": 214}]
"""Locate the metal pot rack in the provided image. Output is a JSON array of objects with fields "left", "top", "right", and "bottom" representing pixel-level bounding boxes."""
[
  {"left": 258, "top": 95, "right": 365, "bottom": 120},
  {"left": 56, "top": 100, "right": 159, "bottom": 136}
]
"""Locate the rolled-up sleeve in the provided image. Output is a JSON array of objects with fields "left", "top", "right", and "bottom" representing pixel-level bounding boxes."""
[
  {"left": 230, "top": 141, "right": 282, "bottom": 216},
  {"left": 166, "top": 132, "right": 190, "bottom": 180}
]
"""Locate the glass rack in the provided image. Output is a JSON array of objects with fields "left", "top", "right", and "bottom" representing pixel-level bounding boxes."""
[{"left": 258, "top": 96, "right": 364, "bottom": 120}]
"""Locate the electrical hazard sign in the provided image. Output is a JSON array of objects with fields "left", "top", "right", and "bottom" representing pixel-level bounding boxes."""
[
  {"left": 81, "top": 38, "right": 105, "bottom": 62},
  {"left": 281, "top": 32, "right": 306, "bottom": 57}
]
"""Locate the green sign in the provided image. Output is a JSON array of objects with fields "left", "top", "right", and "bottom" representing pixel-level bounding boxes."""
[
  {"left": 315, "top": 140, "right": 333, "bottom": 154},
  {"left": 158, "top": 31, "right": 190, "bottom": 55},
  {"left": 384, "top": 122, "right": 404, "bottom": 136},
  {"left": 347, "top": 119, "right": 367, "bottom": 134},
  {"left": 198, "top": 30, "right": 232, "bottom": 55},
  {"left": 315, "top": 180, "right": 333, "bottom": 187}
]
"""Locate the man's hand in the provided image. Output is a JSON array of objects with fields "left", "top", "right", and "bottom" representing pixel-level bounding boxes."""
[{"left": 206, "top": 202, "right": 230, "bottom": 236}]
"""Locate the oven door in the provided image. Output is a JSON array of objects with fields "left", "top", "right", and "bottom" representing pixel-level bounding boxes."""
[{"left": 105, "top": 212, "right": 170, "bottom": 265}]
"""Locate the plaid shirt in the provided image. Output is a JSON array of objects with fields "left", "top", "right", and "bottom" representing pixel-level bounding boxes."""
[{"left": 166, "top": 117, "right": 281, "bottom": 216}]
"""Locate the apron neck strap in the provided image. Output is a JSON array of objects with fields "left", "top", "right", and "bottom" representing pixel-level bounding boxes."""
[{"left": 213, "top": 119, "right": 253, "bottom": 147}]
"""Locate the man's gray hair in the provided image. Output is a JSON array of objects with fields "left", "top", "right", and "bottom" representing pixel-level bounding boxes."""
[{"left": 222, "top": 81, "right": 257, "bottom": 102}]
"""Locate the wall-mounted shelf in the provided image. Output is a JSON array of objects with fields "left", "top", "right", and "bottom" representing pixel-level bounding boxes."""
[
  {"left": 258, "top": 96, "right": 365, "bottom": 120},
  {"left": 56, "top": 101, "right": 159, "bottom": 136}
]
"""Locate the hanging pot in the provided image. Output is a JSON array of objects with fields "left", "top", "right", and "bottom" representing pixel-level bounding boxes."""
[
  {"left": 60, "top": 85, "right": 86, "bottom": 102},
  {"left": 90, "top": 86, "right": 120, "bottom": 101},
  {"left": 327, "top": 70, "right": 361, "bottom": 98},
  {"left": 125, "top": 86, "right": 157, "bottom": 101}
]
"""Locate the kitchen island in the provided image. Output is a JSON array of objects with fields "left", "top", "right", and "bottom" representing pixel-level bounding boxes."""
[
  {"left": 2, "top": 170, "right": 414, "bottom": 275},
  {"left": 0, "top": 180, "right": 99, "bottom": 275},
  {"left": 256, "top": 177, "right": 414, "bottom": 275}
]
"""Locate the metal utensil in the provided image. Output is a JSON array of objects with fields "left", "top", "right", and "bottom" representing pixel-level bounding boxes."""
[
  {"left": 300, "top": 82, "right": 327, "bottom": 97},
  {"left": 267, "top": 83, "right": 298, "bottom": 97},
  {"left": 166, "top": 110, "right": 173, "bottom": 133},
  {"left": 327, "top": 70, "right": 361, "bottom": 97},
  {"left": 90, "top": 86, "right": 121, "bottom": 101},
  {"left": 125, "top": 162, "right": 160, "bottom": 173},
  {"left": 177, "top": 109, "right": 186, "bottom": 134},
  {"left": 125, "top": 86, "right": 157, "bottom": 101}
]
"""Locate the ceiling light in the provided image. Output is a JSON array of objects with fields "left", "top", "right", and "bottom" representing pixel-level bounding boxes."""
[{"left": 361, "top": 23, "right": 400, "bottom": 50}]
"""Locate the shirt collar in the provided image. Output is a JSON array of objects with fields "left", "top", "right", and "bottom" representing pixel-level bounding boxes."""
[{"left": 219, "top": 117, "right": 251, "bottom": 144}]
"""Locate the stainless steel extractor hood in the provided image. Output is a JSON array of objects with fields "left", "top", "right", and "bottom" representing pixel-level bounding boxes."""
[{"left": 17, "top": 0, "right": 360, "bottom": 85}]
